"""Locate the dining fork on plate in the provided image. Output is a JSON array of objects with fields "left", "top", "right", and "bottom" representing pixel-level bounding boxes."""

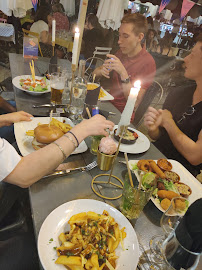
[{"left": 42, "top": 160, "right": 97, "bottom": 178}]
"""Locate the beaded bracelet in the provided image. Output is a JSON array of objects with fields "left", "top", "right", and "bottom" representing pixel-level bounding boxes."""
[
  {"left": 67, "top": 131, "right": 79, "bottom": 147},
  {"left": 52, "top": 142, "right": 67, "bottom": 159},
  {"left": 64, "top": 134, "right": 77, "bottom": 149}
]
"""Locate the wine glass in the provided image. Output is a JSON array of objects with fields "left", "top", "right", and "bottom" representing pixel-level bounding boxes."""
[{"left": 149, "top": 197, "right": 186, "bottom": 262}]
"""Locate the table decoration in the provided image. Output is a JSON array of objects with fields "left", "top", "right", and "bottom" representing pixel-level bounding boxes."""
[{"left": 91, "top": 80, "right": 141, "bottom": 200}]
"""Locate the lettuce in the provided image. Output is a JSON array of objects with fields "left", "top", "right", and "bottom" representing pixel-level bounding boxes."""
[
  {"left": 163, "top": 179, "right": 179, "bottom": 193},
  {"left": 131, "top": 163, "right": 138, "bottom": 170}
]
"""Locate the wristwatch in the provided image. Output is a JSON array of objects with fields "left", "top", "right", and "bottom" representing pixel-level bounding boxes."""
[{"left": 120, "top": 77, "right": 130, "bottom": 84}]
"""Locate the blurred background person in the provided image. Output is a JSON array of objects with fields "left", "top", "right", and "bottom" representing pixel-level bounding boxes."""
[
  {"left": 51, "top": 3, "right": 69, "bottom": 31},
  {"left": 81, "top": 13, "right": 104, "bottom": 60},
  {"left": 156, "top": 33, "right": 175, "bottom": 57},
  {"left": 146, "top": 29, "right": 158, "bottom": 52},
  {"left": 147, "top": 16, "right": 154, "bottom": 30}
]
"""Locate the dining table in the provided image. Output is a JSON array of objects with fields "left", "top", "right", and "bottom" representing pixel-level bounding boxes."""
[{"left": 10, "top": 53, "right": 202, "bottom": 270}]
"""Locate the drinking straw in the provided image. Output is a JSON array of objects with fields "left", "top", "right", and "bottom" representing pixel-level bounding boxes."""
[
  {"left": 49, "top": 110, "right": 53, "bottom": 128},
  {"left": 86, "top": 107, "right": 91, "bottom": 119},
  {"left": 124, "top": 152, "right": 134, "bottom": 187},
  {"left": 93, "top": 74, "right": 96, "bottom": 83},
  {"left": 32, "top": 60, "right": 36, "bottom": 83}
]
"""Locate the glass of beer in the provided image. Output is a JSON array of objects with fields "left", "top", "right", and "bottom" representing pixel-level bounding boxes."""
[{"left": 50, "top": 72, "right": 66, "bottom": 104}]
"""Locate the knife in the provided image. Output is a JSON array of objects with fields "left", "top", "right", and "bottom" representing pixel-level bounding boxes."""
[
  {"left": 42, "top": 166, "right": 86, "bottom": 178},
  {"left": 33, "top": 104, "right": 67, "bottom": 108}
]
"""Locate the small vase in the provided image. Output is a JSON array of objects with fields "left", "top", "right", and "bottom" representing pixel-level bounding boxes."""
[{"left": 97, "top": 150, "right": 115, "bottom": 171}]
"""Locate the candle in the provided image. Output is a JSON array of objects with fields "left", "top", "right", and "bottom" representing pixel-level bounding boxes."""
[
  {"left": 52, "top": 19, "right": 56, "bottom": 43},
  {"left": 72, "top": 27, "right": 80, "bottom": 66},
  {"left": 116, "top": 80, "right": 141, "bottom": 135}
]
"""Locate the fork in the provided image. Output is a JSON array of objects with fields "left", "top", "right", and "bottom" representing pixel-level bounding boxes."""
[{"left": 42, "top": 161, "right": 98, "bottom": 178}]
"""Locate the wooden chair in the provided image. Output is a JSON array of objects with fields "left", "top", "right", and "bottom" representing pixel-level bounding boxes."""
[
  {"left": 22, "top": 28, "right": 43, "bottom": 57},
  {"left": 133, "top": 80, "right": 164, "bottom": 128},
  {"left": 92, "top": 46, "right": 112, "bottom": 58}
]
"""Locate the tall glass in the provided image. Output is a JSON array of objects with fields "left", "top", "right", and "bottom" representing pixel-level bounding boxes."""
[{"left": 50, "top": 72, "right": 66, "bottom": 104}]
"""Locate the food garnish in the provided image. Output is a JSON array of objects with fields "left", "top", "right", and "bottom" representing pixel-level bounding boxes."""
[
  {"left": 20, "top": 77, "right": 48, "bottom": 92},
  {"left": 55, "top": 210, "right": 126, "bottom": 270}
]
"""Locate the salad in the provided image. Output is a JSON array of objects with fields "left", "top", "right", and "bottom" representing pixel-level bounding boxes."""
[{"left": 20, "top": 77, "right": 48, "bottom": 92}]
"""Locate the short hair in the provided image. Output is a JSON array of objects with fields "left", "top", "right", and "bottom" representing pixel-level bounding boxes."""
[
  {"left": 52, "top": 3, "right": 63, "bottom": 13},
  {"left": 34, "top": 7, "right": 49, "bottom": 23},
  {"left": 121, "top": 13, "right": 148, "bottom": 36},
  {"left": 86, "top": 14, "right": 99, "bottom": 28},
  {"left": 196, "top": 33, "right": 202, "bottom": 43}
]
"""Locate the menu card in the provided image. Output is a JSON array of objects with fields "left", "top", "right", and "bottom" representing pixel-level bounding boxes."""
[{"left": 23, "top": 36, "right": 38, "bottom": 59}]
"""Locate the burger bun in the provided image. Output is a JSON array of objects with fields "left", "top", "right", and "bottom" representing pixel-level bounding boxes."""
[{"left": 34, "top": 124, "right": 64, "bottom": 144}]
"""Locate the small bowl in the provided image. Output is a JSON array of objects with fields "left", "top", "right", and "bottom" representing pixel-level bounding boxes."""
[
  {"left": 114, "top": 128, "right": 138, "bottom": 145},
  {"left": 174, "top": 182, "right": 192, "bottom": 198},
  {"left": 157, "top": 159, "right": 172, "bottom": 171}
]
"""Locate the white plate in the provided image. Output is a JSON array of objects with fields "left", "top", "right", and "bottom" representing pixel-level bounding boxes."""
[
  {"left": 99, "top": 88, "right": 114, "bottom": 101},
  {"left": 14, "top": 117, "right": 88, "bottom": 156},
  {"left": 38, "top": 199, "right": 139, "bottom": 270},
  {"left": 128, "top": 159, "right": 202, "bottom": 213},
  {"left": 12, "top": 75, "right": 50, "bottom": 95},
  {"left": 112, "top": 126, "right": 150, "bottom": 154}
]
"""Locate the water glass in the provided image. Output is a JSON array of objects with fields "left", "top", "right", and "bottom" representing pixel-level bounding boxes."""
[{"left": 50, "top": 72, "right": 66, "bottom": 104}]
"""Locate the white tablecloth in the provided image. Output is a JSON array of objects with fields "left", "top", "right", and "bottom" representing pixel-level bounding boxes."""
[
  {"left": 0, "top": 22, "right": 15, "bottom": 43},
  {"left": 97, "top": 0, "right": 125, "bottom": 30},
  {"left": 0, "top": 0, "right": 33, "bottom": 18}
]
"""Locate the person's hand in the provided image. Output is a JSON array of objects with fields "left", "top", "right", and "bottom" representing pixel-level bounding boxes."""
[
  {"left": 144, "top": 107, "right": 162, "bottom": 131},
  {"left": 104, "top": 54, "right": 128, "bottom": 79},
  {"left": 160, "top": 109, "right": 173, "bottom": 127},
  {"left": 4, "top": 111, "right": 33, "bottom": 126},
  {"left": 78, "top": 115, "right": 115, "bottom": 137}
]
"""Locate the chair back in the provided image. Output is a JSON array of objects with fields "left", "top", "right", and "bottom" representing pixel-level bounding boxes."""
[
  {"left": 93, "top": 47, "right": 112, "bottom": 58},
  {"left": 85, "top": 57, "right": 104, "bottom": 81},
  {"left": 22, "top": 28, "right": 43, "bottom": 57},
  {"left": 133, "top": 80, "right": 164, "bottom": 128}
]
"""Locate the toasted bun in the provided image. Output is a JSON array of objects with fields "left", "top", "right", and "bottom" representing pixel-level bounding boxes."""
[{"left": 34, "top": 124, "right": 64, "bottom": 144}]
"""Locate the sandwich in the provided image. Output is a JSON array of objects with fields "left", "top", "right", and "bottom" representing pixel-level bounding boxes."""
[{"left": 32, "top": 124, "right": 64, "bottom": 150}]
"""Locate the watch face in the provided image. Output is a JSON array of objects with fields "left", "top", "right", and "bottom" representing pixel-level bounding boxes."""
[{"left": 121, "top": 77, "right": 130, "bottom": 83}]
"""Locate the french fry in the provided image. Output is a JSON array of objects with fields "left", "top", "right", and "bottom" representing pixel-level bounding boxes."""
[
  {"left": 26, "top": 130, "right": 34, "bottom": 136},
  {"left": 55, "top": 256, "right": 82, "bottom": 266},
  {"left": 90, "top": 254, "right": 99, "bottom": 268},
  {"left": 58, "top": 232, "right": 66, "bottom": 244}
]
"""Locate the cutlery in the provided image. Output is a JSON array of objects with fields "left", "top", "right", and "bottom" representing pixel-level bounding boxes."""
[
  {"left": 33, "top": 104, "right": 67, "bottom": 108},
  {"left": 42, "top": 160, "right": 97, "bottom": 178}
]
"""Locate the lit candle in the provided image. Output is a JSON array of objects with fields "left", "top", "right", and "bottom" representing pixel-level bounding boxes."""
[
  {"left": 52, "top": 19, "right": 56, "bottom": 43},
  {"left": 116, "top": 80, "right": 141, "bottom": 135},
  {"left": 72, "top": 27, "right": 80, "bottom": 66}
]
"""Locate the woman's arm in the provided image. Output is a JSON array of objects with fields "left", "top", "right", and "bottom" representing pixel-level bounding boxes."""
[{"left": 4, "top": 115, "right": 114, "bottom": 187}]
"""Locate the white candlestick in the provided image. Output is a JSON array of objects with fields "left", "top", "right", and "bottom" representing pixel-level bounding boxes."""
[
  {"left": 117, "top": 80, "right": 141, "bottom": 135},
  {"left": 52, "top": 19, "right": 56, "bottom": 43},
  {"left": 72, "top": 27, "right": 80, "bottom": 66}
]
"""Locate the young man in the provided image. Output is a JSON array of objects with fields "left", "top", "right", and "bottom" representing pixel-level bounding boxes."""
[
  {"left": 144, "top": 35, "right": 202, "bottom": 177},
  {"left": 0, "top": 112, "right": 114, "bottom": 187},
  {"left": 94, "top": 13, "right": 156, "bottom": 114}
]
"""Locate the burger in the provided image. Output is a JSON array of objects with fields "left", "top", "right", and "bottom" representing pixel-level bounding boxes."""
[{"left": 32, "top": 124, "right": 64, "bottom": 150}]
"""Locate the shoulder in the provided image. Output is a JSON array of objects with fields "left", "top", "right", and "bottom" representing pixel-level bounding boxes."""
[{"left": 38, "top": 20, "right": 48, "bottom": 31}]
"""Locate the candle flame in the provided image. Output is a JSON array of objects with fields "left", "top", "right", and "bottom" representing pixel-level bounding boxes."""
[
  {"left": 134, "top": 80, "right": 141, "bottom": 89},
  {"left": 75, "top": 27, "right": 79, "bottom": 33}
]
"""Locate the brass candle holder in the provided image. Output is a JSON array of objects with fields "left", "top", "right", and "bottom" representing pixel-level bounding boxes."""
[
  {"left": 91, "top": 125, "right": 128, "bottom": 200},
  {"left": 52, "top": 41, "right": 55, "bottom": 57}
]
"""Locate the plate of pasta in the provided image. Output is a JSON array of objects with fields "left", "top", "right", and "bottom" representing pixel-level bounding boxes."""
[{"left": 38, "top": 199, "right": 139, "bottom": 270}]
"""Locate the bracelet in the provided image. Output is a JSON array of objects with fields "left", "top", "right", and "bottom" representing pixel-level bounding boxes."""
[
  {"left": 52, "top": 142, "right": 67, "bottom": 159},
  {"left": 64, "top": 134, "right": 77, "bottom": 149},
  {"left": 67, "top": 131, "right": 79, "bottom": 147}
]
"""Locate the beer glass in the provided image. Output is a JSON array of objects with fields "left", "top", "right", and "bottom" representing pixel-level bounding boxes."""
[{"left": 50, "top": 72, "right": 66, "bottom": 104}]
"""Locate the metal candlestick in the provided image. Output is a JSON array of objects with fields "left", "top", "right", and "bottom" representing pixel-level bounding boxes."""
[
  {"left": 52, "top": 42, "right": 55, "bottom": 57},
  {"left": 91, "top": 125, "right": 128, "bottom": 200}
]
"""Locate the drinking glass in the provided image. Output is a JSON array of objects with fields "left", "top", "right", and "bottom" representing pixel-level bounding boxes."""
[
  {"left": 120, "top": 175, "right": 152, "bottom": 220},
  {"left": 150, "top": 197, "right": 189, "bottom": 263},
  {"left": 50, "top": 72, "right": 66, "bottom": 104}
]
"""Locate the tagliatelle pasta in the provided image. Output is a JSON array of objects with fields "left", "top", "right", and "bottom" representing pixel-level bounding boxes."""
[{"left": 55, "top": 210, "right": 126, "bottom": 270}]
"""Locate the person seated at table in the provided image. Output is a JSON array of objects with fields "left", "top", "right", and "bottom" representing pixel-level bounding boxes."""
[
  {"left": 144, "top": 34, "right": 202, "bottom": 177},
  {"left": 93, "top": 13, "right": 156, "bottom": 115},
  {"left": 0, "top": 96, "right": 17, "bottom": 144},
  {"left": 156, "top": 33, "right": 175, "bottom": 57},
  {"left": 81, "top": 13, "right": 104, "bottom": 60},
  {"left": 52, "top": 3, "right": 69, "bottom": 31},
  {"left": 146, "top": 29, "right": 158, "bottom": 53},
  {"left": 0, "top": 113, "right": 114, "bottom": 188}
]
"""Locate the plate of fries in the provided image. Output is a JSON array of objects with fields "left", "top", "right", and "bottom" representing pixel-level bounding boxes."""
[
  {"left": 38, "top": 199, "right": 139, "bottom": 270},
  {"left": 14, "top": 117, "right": 88, "bottom": 156},
  {"left": 99, "top": 88, "right": 114, "bottom": 101}
]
